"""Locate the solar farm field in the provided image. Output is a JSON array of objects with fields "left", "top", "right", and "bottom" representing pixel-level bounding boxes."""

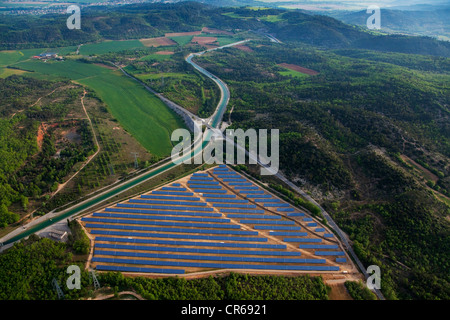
[
  {"left": 80, "top": 165, "right": 356, "bottom": 276},
  {"left": 13, "top": 59, "right": 186, "bottom": 156}
]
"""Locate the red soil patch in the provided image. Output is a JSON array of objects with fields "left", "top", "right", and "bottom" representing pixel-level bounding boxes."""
[
  {"left": 191, "top": 36, "right": 218, "bottom": 45},
  {"left": 202, "top": 27, "right": 233, "bottom": 35},
  {"left": 155, "top": 51, "right": 174, "bottom": 55},
  {"left": 37, "top": 123, "right": 46, "bottom": 150},
  {"left": 278, "top": 63, "right": 319, "bottom": 75},
  {"left": 235, "top": 45, "right": 253, "bottom": 52},
  {"left": 140, "top": 37, "right": 177, "bottom": 47},
  {"left": 165, "top": 31, "right": 202, "bottom": 37}
]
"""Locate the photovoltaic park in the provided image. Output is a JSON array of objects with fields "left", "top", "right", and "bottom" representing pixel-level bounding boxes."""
[{"left": 80, "top": 165, "right": 356, "bottom": 276}]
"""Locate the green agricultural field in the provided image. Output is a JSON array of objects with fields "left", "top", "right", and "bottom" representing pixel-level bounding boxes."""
[
  {"left": 169, "top": 36, "right": 194, "bottom": 47},
  {"left": 13, "top": 59, "right": 186, "bottom": 156},
  {"left": 79, "top": 40, "right": 144, "bottom": 56},
  {"left": 0, "top": 48, "right": 45, "bottom": 67},
  {"left": 139, "top": 53, "right": 174, "bottom": 62},
  {"left": 279, "top": 69, "right": 308, "bottom": 79}
]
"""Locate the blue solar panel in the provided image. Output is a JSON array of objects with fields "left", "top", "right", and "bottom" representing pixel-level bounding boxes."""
[
  {"left": 315, "top": 251, "right": 345, "bottom": 256},
  {"left": 94, "top": 236, "right": 285, "bottom": 249},
  {"left": 82, "top": 217, "right": 240, "bottom": 229},
  {"left": 94, "top": 250, "right": 322, "bottom": 264},
  {"left": 213, "top": 204, "right": 257, "bottom": 209},
  {"left": 216, "top": 175, "right": 241, "bottom": 178},
  {"left": 269, "top": 232, "right": 308, "bottom": 237},
  {"left": 324, "top": 233, "right": 334, "bottom": 238},
  {"left": 125, "top": 202, "right": 213, "bottom": 212},
  {"left": 152, "top": 191, "right": 194, "bottom": 196},
  {"left": 201, "top": 193, "right": 235, "bottom": 198},
  {"left": 93, "top": 212, "right": 230, "bottom": 223},
  {"left": 189, "top": 177, "right": 214, "bottom": 181},
  {"left": 188, "top": 181, "right": 219, "bottom": 185},
  {"left": 287, "top": 212, "right": 305, "bottom": 217},
  {"left": 193, "top": 189, "right": 227, "bottom": 193},
  {"left": 85, "top": 223, "right": 256, "bottom": 235},
  {"left": 161, "top": 187, "right": 187, "bottom": 191},
  {"left": 336, "top": 258, "right": 347, "bottom": 263},
  {"left": 284, "top": 238, "right": 323, "bottom": 243},
  {"left": 112, "top": 205, "right": 219, "bottom": 216},
  {"left": 263, "top": 203, "right": 290, "bottom": 207},
  {"left": 246, "top": 194, "right": 271, "bottom": 198},
  {"left": 234, "top": 187, "right": 259, "bottom": 190},
  {"left": 315, "top": 228, "right": 325, "bottom": 232},
  {"left": 90, "top": 230, "right": 268, "bottom": 242},
  {"left": 133, "top": 199, "right": 207, "bottom": 206},
  {"left": 205, "top": 198, "right": 248, "bottom": 203},
  {"left": 239, "top": 190, "right": 264, "bottom": 194},
  {"left": 277, "top": 208, "right": 295, "bottom": 212},
  {"left": 220, "top": 209, "right": 265, "bottom": 214},
  {"left": 229, "top": 182, "right": 252, "bottom": 186},
  {"left": 140, "top": 195, "right": 200, "bottom": 201},
  {"left": 192, "top": 173, "right": 209, "bottom": 177},
  {"left": 254, "top": 225, "right": 301, "bottom": 231},
  {"left": 172, "top": 183, "right": 181, "bottom": 187},
  {"left": 92, "top": 257, "right": 340, "bottom": 271},
  {"left": 96, "top": 264, "right": 185, "bottom": 274},
  {"left": 303, "top": 218, "right": 313, "bottom": 222},
  {"left": 298, "top": 244, "right": 339, "bottom": 249},
  {"left": 218, "top": 165, "right": 227, "bottom": 168},
  {"left": 95, "top": 243, "right": 302, "bottom": 256},
  {"left": 254, "top": 199, "right": 279, "bottom": 203},
  {"left": 227, "top": 214, "right": 280, "bottom": 219},
  {"left": 188, "top": 184, "right": 222, "bottom": 189},
  {"left": 307, "top": 223, "right": 318, "bottom": 227},
  {"left": 223, "top": 179, "right": 247, "bottom": 182},
  {"left": 240, "top": 220, "right": 294, "bottom": 225}
]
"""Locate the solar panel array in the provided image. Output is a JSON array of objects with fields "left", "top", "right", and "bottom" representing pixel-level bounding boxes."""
[{"left": 81, "top": 166, "right": 349, "bottom": 275}]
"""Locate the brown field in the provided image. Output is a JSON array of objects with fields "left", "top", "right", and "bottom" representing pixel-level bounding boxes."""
[
  {"left": 165, "top": 31, "right": 202, "bottom": 37},
  {"left": 235, "top": 45, "right": 253, "bottom": 52},
  {"left": 140, "top": 37, "right": 177, "bottom": 47},
  {"left": 278, "top": 63, "right": 319, "bottom": 75},
  {"left": 191, "top": 36, "right": 218, "bottom": 45},
  {"left": 202, "top": 27, "right": 233, "bottom": 35},
  {"left": 155, "top": 51, "right": 175, "bottom": 55}
]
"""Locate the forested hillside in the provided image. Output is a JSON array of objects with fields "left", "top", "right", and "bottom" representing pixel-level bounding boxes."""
[{"left": 193, "top": 40, "right": 450, "bottom": 299}]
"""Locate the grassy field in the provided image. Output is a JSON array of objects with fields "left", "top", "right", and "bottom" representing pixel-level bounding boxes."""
[
  {"left": 13, "top": 59, "right": 186, "bottom": 157},
  {"left": 169, "top": 36, "right": 194, "bottom": 47},
  {"left": 0, "top": 67, "right": 29, "bottom": 78},
  {"left": 79, "top": 40, "right": 144, "bottom": 56},
  {"left": 279, "top": 69, "right": 309, "bottom": 78},
  {"left": 139, "top": 53, "right": 174, "bottom": 62}
]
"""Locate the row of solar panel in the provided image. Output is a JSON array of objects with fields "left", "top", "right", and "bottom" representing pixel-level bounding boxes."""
[
  {"left": 193, "top": 173, "right": 210, "bottom": 177},
  {"left": 234, "top": 187, "right": 259, "bottom": 190},
  {"left": 96, "top": 264, "right": 185, "bottom": 274},
  {"left": 216, "top": 175, "right": 241, "bottom": 178},
  {"left": 161, "top": 187, "right": 187, "bottom": 191},
  {"left": 221, "top": 209, "right": 265, "bottom": 214},
  {"left": 94, "top": 236, "right": 285, "bottom": 249},
  {"left": 222, "top": 179, "right": 247, "bottom": 182},
  {"left": 187, "top": 181, "right": 219, "bottom": 185},
  {"left": 284, "top": 238, "right": 322, "bottom": 243},
  {"left": 307, "top": 223, "right": 318, "bottom": 227},
  {"left": 194, "top": 189, "right": 227, "bottom": 194},
  {"left": 298, "top": 244, "right": 339, "bottom": 249},
  {"left": 92, "top": 257, "right": 340, "bottom": 271},
  {"left": 85, "top": 224, "right": 256, "bottom": 236},
  {"left": 254, "top": 225, "right": 301, "bottom": 231},
  {"left": 227, "top": 214, "right": 279, "bottom": 219},
  {"left": 263, "top": 203, "right": 290, "bottom": 207},
  {"left": 287, "top": 212, "right": 305, "bottom": 217},
  {"left": 213, "top": 204, "right": 257, "bottom": 209},
  {"left": 140, "top": 195, "right": 200, "bottom": 201},
  {"left": 270, "top": 232, "right": 308, "bottom": 237},
  {"left": 240, "top": 220, "right": 294, "bottom": 225},
  {"left": 315, "top": 228, "right": 325, "bottom": 232},
  {"left": 135, "top": 199, "right": 207, "bottom": 206},
  {"left": 94, "top": 250, "right": 326, "bottom": 264},
  {"left": 246, "top": 195, "right": 272, "bottom": 198},
  {"left": 95, "top": 243, "right": 302, "bottom": 256},
  {"left": 336, "top": 258, "right": 347, "bottom": 263},
  {"left": 188, "top": 184, "right": 222, "bottom": 189},
  {"left": 229, "top": 183, "right": 252, "bottom": 186},
  {"left": 315, "top": 251, "right": 345, "bottom": 256},
  {"left": 277, "top": 208, "right": 295, "bottom": 212},
  {"left": 172, "top": 183, "right": 181, "bottom": 187},
  {"left": 82, "top": 218, "right": 240, "bottom": 230},
  {"left": 255, "top": 199, "right": 279, "bottom": 203},
  {"left": 152, "top": 191, "right": 193, "bottom": 196},
  {"left": 205, "top": 198, "right": 248, "bottom": 203},
  {"left": 90, "top": 230, "right": 268, "bottom": 242},
  {"left": 126, "top": 202, "right": 214, "bottom": 212},
  {"left": 106, "top": 207, "right": 221, "bottom": 217},
  {"left": 202, "top": 193, "right": 235, "bottom": 198},
  {"left": 93, "top": 212, "right": 230, "bottom": 223},
  {"left": 238, "top": 190, "right": 264, "bottom": 194},
  {"left": 190, "top": 177, "right": 214, "bottom": 181}
]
